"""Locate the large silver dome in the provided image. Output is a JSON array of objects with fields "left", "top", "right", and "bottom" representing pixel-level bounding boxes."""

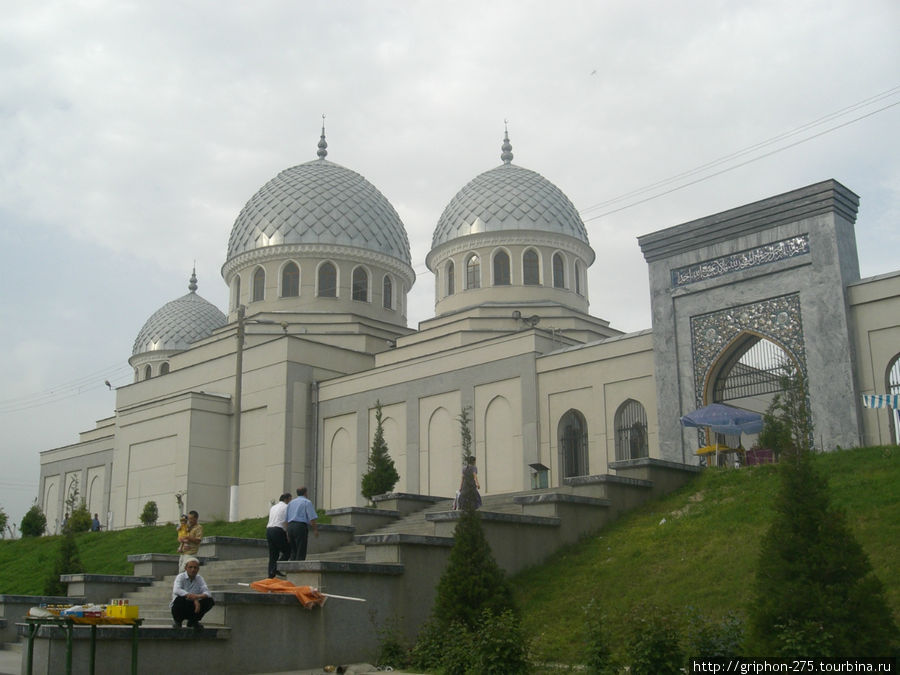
[
  {"left": 226, "top": 157, "right": 411, "bottom": 265},
  {"left": 432, "top": 132, "right": 589, "bottom": 249},
  {"left": 132, "top": 273, "right": 226, "bottom": 356}
]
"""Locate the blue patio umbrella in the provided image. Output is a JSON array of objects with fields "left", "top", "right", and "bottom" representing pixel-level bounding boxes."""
[{"left": 680, "top": 403, "right": 763, "bottom": 435}]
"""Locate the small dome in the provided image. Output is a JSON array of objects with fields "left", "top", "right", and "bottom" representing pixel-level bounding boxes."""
[
  {"left": 226, "top": 155, "right": 411, "bottom": 266},
  {"left": 132, "top": 271, "right": 226, "bottom": 356},
  {"left": 432, "top": 131, "right": 589, "bottom": 249}
]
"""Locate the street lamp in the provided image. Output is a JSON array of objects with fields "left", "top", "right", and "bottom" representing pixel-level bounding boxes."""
[{"left": 228, "top": 305, "right": 287, "bottom": 521}]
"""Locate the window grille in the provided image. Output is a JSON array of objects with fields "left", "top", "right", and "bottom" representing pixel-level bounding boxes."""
[
  {"left": 615, "top": 399, "right": 648, "bottom": 460},
  {"left": 559, "top": 410, "right": 588, "bottom": 478}
]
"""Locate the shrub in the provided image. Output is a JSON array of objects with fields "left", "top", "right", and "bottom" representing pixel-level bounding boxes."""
[
  {"left": 683, "top": 609, "right": 744, "bottom": 661},
  {"left": 0, "top": 506, "right": 7, "bottom": 537},
  {"left": 409, "top": 617, "right": 449, "bottom": 671},
  {"left": 374, "top": 616, "right": 409, "bottom": 669},
  {"left": 471, "top": 609, "right": 530, "bottom": 674},
  {"left": 44, "top": 532, "right": 84, "bottom": 595},
  {"left": 67, "top": 504, "right": 92, "bottom": 533},
  {"left": 625, "top": 604, "right": 684, "bottom": 675},
  {"left": 584, "top": 598, "right": 617, "bottom": 674},
  {"left": 139, "top": 501, "right": 158, "bottom": 527},
  {"left": 361, "top": 401, "right": 400, "bottom": 502},
  {"left": 747, "top": 447, "right": 899, "bottom": 657},
  {"left": 21, "top": 503, "right": 47, "bottom": 537}
]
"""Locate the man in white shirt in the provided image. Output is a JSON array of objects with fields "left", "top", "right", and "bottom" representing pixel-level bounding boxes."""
[
  {"left": 266, "top": 493, "right": 292, "bottom": 578},
  {"left": 170, "top": 557, "right": 214, "bottom": 630}
]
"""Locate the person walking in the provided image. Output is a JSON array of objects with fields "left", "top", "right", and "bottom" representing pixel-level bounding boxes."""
[
  {"left": 285, "top": 487, "right": 319, "bottom": 561},
  {"left": 266, "top": 493, "right": 292, "bottom": 578}
]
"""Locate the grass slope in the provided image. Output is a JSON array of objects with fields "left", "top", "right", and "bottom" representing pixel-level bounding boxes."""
[{"left": 511, "top": 445, "right": 899, "bottom": 665}]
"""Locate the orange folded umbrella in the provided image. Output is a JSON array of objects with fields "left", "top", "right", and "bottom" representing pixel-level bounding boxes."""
[{"left": 249, "top": 578, "right": 327, "bottom": 609}]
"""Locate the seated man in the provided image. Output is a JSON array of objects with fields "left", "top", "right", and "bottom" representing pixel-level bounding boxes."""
[{"left": 170, "top": 557, "right": 215, "bottom": 630}]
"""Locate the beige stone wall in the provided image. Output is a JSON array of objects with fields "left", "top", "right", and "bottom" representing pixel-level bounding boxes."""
[{"left": 848, "top": 271, "right": 900, "bottom": 446}]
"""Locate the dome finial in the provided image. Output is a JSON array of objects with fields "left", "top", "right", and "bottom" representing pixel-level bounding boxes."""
[
  {"left": 188, "top": 265, "right": 198, "bottom": 293},
  {"left": 317, "top": 114, "right": 328, "bottom": 159},
  {"left": 501, "top": 120, "right": 513, "bottom": 164}
]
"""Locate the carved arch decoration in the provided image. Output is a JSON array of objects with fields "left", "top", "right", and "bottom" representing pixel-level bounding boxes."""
[{"left": 690, "top": 293, "right": 807, "bottom": 410}]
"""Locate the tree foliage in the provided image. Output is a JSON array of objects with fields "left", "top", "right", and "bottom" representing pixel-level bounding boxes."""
[
  {"left": 139, "top": 500, "right": 158, "bottom": 527},
  {"left": 748, "top": 447, "right": 899, "bottom": 657},
  {"left": 759, "top": 360, "right": 813, "bottom": 459},
  {"left": 0, "top": 507, "right": 7, "bottom": 538},
  {"left": 68, "top": 503, "right": 92, "bottom": 533},
  {"left": 458, "top": 405, "right": 473, "bottom": 463},
  {"left": 44, "top": 531, "right": 84, "bottom": 596},
  {"left": 21, "top": 502, "right": 47, "bottom": 537},
  {"left": 361, "top": 400, "right": 400, "bottom": 502}
]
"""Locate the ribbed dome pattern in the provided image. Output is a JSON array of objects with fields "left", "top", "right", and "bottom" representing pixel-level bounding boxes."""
[
  {"left": 227, "top": 159, "right": 411, "bottom": 265},
  {"left": 132, "top": 292, "right": 226, "bottom": 356},
  {"left": 432, "top": 163, "right": 589, "bottom": 248}
]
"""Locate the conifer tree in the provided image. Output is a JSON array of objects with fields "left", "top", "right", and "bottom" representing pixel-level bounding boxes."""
[
  {"left": 361, "top": 401, "right": 400, "bottom": 503},
  {"left": 21, "top": 501, "right": 47, "bottom": 537},
  {"left": 749, "top": 367, "right": 898, "bottom": 656},
  {"left": 44, "top": 531, "right": 84, "bottom": 596}
]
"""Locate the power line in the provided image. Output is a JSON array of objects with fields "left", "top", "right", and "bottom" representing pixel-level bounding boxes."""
[{"left": 583, "top": 98, "right": 900, "bottom": 222}]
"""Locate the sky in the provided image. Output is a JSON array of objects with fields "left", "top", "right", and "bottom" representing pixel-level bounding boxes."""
[{"left": 1, "top": 0, "right": 898, "bottom": 534}]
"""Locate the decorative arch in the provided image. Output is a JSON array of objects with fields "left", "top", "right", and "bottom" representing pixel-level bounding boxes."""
[
  {"left": 575, "top": 260, "right": 583, "bottom": 296},
  {"left": 230, "top": 274, "right": 241, "bottom": 311},
  {"left": 382, "top": 275, "right": 393, "bottom": 309},
  {"left": 281, "top": 261, "right": 300, "bottom": 297},
  {"left": 705, "top": 332, "right": 798, "bottom": 409},
  {"left": 160, "top": 362, "right": 170, "bottom": 375},
  {"left": 43, "top": 479, "right": 58, "bottom": 527},
  {"left": 425, "top": 407, "right": 457, "bottom": 496},
  {"left": 523, "top": 248, "right": 540, "bottom": 285},
  {"left": 492, "top": 249, "right": 511, "bottom": 286},
  {"left": 87, "top": 474, "right": 102, "bottom": 516},
  {"left": 558, "top": 409, "right": 588, "bottom": 477},
  {"left": 328, "top": 427, "right": 355, "bottom": 507},
  {"left": 317, "top": 261, "right": 338, "bottom": 297},
  {"left": 887, "top": 353, "right": 900, "bottom": 444},
  {"left": 445, "top": 260, "right": 455, "bottom": 296},
  {"left": 484, "top": 395, "right": 516, "bottom": 493},
  {"left": 352, "top": 265, "right": 369, "bottom": 302},
  {"left": 144, "top": 364, "right": 152, "bottom": 380},
  {"left": 465, "top": 254, "right": 481, "bottom": 289},
  {"left": 614, "top": 400, "right": 648, "bottom": 461},
  {"left": 552, "top": 252, "right": 566, "bottom": 289},
  {"left": 252, "top": 266, "right": 265, "bottom": 302}
]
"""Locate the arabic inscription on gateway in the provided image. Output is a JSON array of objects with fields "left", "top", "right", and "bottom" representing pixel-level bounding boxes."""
[{"left": 672, "top": 234, "right": 809, "bottom": 287}]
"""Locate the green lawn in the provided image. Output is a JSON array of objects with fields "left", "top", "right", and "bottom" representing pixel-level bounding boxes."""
[{"left": 510, "top": 445, "right": 899, "bottom": 665}]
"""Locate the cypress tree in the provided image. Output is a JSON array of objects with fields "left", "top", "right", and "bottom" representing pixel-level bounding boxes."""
[
  {"left": 361, "top": 400, "right": 400, "bottom": 503},
  {"left": 748, "top": 447, "right": 898, "bottom": 656},
  {"left": 44, "top": 531, "right": 85, "bottom": 596}
]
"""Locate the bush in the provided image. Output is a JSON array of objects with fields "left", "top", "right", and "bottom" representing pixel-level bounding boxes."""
[
  {"left": 67, "top": 504, "right": 92, "bottom": 533},
  {"left": 44, "top": 532, "right": 84, "bottom": 595},
  {"left": 471, "top": 609, "right": 529, "bottom": 674},
  {"left": 747, "top": 448, "right": 899, "bottom": 657},
  {"left": 584, "top": 599, "right": 617, "bottom": 674},
  {"left": 0, "top": 507, "right": 7, "bottom": 537},
  {"left": 624, "top": 604, "right": 684, "bottom": 675},
  {"left": 683, "top": 609, "right": 744, "bottom": 661},
  {"left": 374, "top": 616, "right": 409, "bottom": 669},
  {"left": 409, "top": 617, "right": 449, "bottom": 671},
  {"left": 361, "top": 401, "right": 400, "bottom": 502},
  {"left": 139, "top": 501, "right": 158, "bottom": 527},
  {"left": 21, "top": 503, "right": 47, "bottom": 537}
]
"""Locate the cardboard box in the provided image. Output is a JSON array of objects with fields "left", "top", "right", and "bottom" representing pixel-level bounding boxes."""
[{"left": 106, "top": 605, "right": 139, "bottom": 619}]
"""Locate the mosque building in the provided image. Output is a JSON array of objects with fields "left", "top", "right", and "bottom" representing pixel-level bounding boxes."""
[{"left": 38, "top": 128, "right": 900, "bottom": 529}]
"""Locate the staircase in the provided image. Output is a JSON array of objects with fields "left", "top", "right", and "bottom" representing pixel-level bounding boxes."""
[{"left": 23, "top": 458, "right": 700, "bottom": 673}]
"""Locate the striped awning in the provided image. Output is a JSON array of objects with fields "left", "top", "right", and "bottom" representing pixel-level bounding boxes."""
[{"left": 862, "top": 394, "right": 900, "bottom": 409}]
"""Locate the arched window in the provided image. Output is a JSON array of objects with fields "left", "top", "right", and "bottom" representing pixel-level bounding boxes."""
[
  {"left": 252, "top": 267, "right": 265, "bottom": 302},
  {"left": 615, "top": 399, "right": 648, "bottom": 460},
  {"left": 552, "top": 253, "right": 565, "bottom": 288},
  {"left": 523, "top": 249, "right": 540, "bottom": 285},
  {"left": 382, "top": 275, "right": 393, "bottom": 309},
  {"left": 446, "top": 260, "right": 455, "bottom": 296},
  {"left": 352, "top": 267, "right": 369, "bottom": 302},
  {"left": 558, "top": 409, "right": 588, "bottom": 478},
  {"left": 144, "top": 365, "right": 152, "bottom": 381},
  {"left": 231, "top": 275, "right": 241, "bottom": 311},
  {"left": 493, "top": 250, "right": 510, "bottom": 285},
  {"left": 281, "top": 262, "right": 299, "bottom": 297},
  {"left": 888, "top": 354, "right": 900, "bottom": 444},
  {"left": 160, "top": 362, "right": 170, "bottom": 375},
  {"left": 318, "top": 262, "right": 337, "bottom": 297},
  {"left": 575, "top": 260, "right": 583, "bottom": 296},
  {"left": 465, "top": 254, "right": 481, "bottom": 289}
]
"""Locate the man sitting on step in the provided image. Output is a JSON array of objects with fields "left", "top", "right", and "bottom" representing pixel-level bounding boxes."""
[{"left": 171, "top": 557, "right": 215, "bottom": 631}]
